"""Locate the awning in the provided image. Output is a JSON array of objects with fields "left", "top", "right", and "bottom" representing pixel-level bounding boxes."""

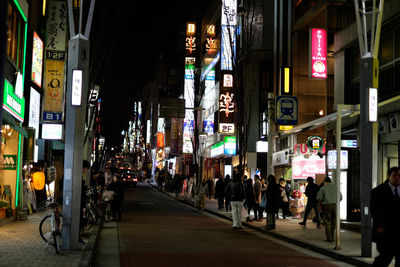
[
  {"left": 1, "top": 110, "right": 28, "bottom": 138},
  {"left": 279, "top": 95, "right": 400, "bottom": 138}
]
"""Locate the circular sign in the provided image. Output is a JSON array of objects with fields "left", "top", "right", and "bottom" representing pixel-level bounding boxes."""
[{"left": 307, "top": 135, "right": 324, "bottom": 151}]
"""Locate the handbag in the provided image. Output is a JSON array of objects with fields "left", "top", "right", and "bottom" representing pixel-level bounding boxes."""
[{"left": 260, "top": 194, "right": 267, "bottom": 208}]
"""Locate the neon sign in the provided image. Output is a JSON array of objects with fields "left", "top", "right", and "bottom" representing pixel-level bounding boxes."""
[{"left": 309, "top": 28, "right": 327, "bottom": 79}]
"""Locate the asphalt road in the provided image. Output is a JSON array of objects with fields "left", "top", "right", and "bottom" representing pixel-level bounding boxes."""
[{"left": 100, "top": 183, "right": 353, "bottom": 267}]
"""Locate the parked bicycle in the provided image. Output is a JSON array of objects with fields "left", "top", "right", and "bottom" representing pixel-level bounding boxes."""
[
  {"left": 82, "top": 186, "right": 100, "bottom": 230},
  {"left": 39, "top": 202, "right": 63, "bottom": 254},
  {"left": 102, "top": 190, "right": 114, "bottom": 222}
]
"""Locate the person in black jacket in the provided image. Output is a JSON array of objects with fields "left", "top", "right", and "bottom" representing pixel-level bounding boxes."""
[
  {"left": 371, "top": 167, "right": 400, "bottom": 267},
  {"left": 224, "top": 174, "right": 232, "bottom": 212},
  {"left": 266, "top": 175, "right": 280, "bottom": 230},
  {"left": 225, "top": 174, "right": 246, "bottom": 230},
  {"left": 299, "top": 176, "right": 321, "bottom": 228},
  {"left": 244, "top": 177, "right": 255, "bottom": 222},
  {"left": 214, "top": 175, "right": 225, "bottom": 210},
  {"left": 107, "top": 175, "right": 125, "bottom": 221}
]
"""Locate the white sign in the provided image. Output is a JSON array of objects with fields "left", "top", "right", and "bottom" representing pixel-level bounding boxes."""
[
  {"left": 29, "top": 88, "right": 41, "bottom": 139},
  {"left": 256, "top": 141, "right": 268, "bottom": 153},
  {"left": 272, "top": 149, "right": 290, "bottom": 166},
  {"left": 42, "top": 123, "right": 63, "bottom": 140},
  {"left": 327, "top": 150, "right": 348, "bottom": 169},
  {"left": 221, "top": 0, "right": 237, "bottom": 26},
  {"left": 71, "top": 69, "right": 83, "bottom": 106},
  {"left": 341, "top": 140, "right": 357, "bottom": 148},
  {"left": 369, "top": 87, "right": 378, "bottom": 122},
  {"left": 219, "top": 123, "right": 235, "bottom": 134}
]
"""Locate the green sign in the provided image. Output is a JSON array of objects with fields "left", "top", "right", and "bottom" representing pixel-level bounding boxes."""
[
  {"left": 0, "top": 155, "right": 17, "bottom": 170},
  {"left": 307, "top": 135, "right": 324, "bottom": 151},
  {"left": 3, "top": 80, "right": 25, "bottom": 122}
]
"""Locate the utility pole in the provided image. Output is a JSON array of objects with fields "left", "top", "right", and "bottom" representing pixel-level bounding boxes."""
[
  {"left": 0, "top": 0, "right": 8, "bottom": 153},
  {"left": 62, "top": 0, "right": 96, "bottom": 250},
  {"left": 354, "top": 0, "right": 383, "bottom": 257}
]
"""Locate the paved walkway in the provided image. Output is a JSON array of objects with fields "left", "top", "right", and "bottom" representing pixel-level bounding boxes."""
[
  {"left": 0, "top": 209, "right": 99, "bottom": 267},
  {"left": 149, "top": 182, "right": 392, "bottom": 267}
]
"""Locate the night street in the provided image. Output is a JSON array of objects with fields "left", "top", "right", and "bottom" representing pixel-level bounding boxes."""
[{"left": 93, "top": 183, "right": 353, "bottom": 267}]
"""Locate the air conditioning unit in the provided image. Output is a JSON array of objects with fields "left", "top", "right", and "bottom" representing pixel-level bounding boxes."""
[{"left": 389, "top": 113, "right": 400, "bottom": 132}]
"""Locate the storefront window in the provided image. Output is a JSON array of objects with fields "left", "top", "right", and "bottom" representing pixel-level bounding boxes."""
[
  {"left": 379, "top": 32, "right": 394, "bottom": 66},
  {"left": 6, "top": 2, "right": 26, "bottom": 71}
]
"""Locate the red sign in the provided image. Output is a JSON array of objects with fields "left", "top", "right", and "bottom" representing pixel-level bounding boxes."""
[
  {"left": 309, "top": 28, "right": 327, "bottom": 79},
  {"left": 292, "top": 158, "right": 325, "bottom": 179},
  {"left": 205, "top": 158, "right": 213, "bottom": 170},
  {"left": 184, "top": 154, "right": 193, "bottom": 165},
  {"left": 157, "top": 132, "right": 165, "bottom": 148}
]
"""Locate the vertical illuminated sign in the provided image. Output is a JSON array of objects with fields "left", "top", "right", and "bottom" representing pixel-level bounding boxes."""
[
  {"left": 71, "top": 70, "right": 83, "bottom": 106},
  {"left": 29, "top": 88, "right": 41, "bottom": 139},
  {"left": 369, "top": 87, "right": 378, "bottom": 122},
  {"left": 184, "top": 22, "right": 197, "bottom": 154},
  {"left": 32, "top": 32, "right": 43, "bottom": 87},
  {"left": 43, "top": 0, "right": 67, "bottom": 121},
  {"left": 309, "top": 28, "right": 327, "bottom": 79},
  {"left": 221, "top": 0, "right": 237, "bottom": 71}
]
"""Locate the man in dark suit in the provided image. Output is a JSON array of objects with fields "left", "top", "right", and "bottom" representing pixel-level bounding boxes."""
[{"left": 371, "top": 166, "right": 400, "bottom": 267}]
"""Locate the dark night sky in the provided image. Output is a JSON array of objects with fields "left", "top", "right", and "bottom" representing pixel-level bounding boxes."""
[{"left": 90, "top": 0, "right": 211, "bottom": 148}]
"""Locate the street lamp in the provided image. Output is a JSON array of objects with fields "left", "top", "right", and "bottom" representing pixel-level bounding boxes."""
[{"left": 353, "top": 0, "right": 384, "bottom": 257}]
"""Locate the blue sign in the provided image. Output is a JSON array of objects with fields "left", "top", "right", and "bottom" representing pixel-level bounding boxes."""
[
  {"left": 43, "top": 111, "right": 63, "bottom": 122},
  {"left": 276, "top": 96, "right": 298, "bottom": 125},
  {"left": 203, "top": 120, "right": 214, "bottom": 134}
]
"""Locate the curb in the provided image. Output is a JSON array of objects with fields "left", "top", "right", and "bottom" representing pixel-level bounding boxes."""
[
  {"left": 79, "top": 216, "right": 104, "bottom": 267},
  {"left": 151, "top": 184, "right": 371, "bottom": 267}
]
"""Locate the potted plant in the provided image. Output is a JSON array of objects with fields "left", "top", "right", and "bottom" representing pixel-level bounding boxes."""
[{"left": 0, "top": 200, "right": 11, "bottom": 219}]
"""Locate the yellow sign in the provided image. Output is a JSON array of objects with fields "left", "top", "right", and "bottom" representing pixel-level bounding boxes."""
[
  {"left": 279, "top": 125, "right": 293, "bottom": 131},
  {"left": 186, "top": 22, "right": 196, "bottom": 36},
  {"left": 43, "top": 60, "right": 65, "bottom": 113}
]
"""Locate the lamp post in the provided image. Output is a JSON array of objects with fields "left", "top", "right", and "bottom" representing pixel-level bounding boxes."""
[
  {"left": 62, "top": 0, "right": 96, "bottom": 250},
  {"left": 353, "top": 0, "right": 384, "bottom": 257}
]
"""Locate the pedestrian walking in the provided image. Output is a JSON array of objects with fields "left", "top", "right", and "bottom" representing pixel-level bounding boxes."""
[
  {"left": 225, "top": 174, "right": 246, "bottom": 230},
  {"left": 299, "top": 176, "right": 321, "bottom": 228},
  {"left": 107, "top": 175, "right": 124, "bottom": 221},
  {"left": 224, "top": 174, "right": 232, "bottom": 212},
  {"left": 174, "top": 174, "right": 182, "bottom": 197},
  {"left": 195, "top": 177, "right": 208, "bottom": 211},
  {"left": 265, "top": 175, "right": 280, "bottom": 230},
  {"left": 253, "top": 175, "right": 263, "bottom": 221},
  {"left": 316, "top": 176, "right": 341, "bottom": 242},
  {"left": 278, "top": 178, "right": 290, "bottom": 219},
  {"left": 207, "top": 177, "right": 214, "bottom": 200},
  {"left": 370, "top": 166, "right": 400, "bottom": 267},
  {"left": 214, "top": 175, "right": 225, "bottom": 210},
  {"left": 244, "top": 176, "right": 255, "bottom": 222}
]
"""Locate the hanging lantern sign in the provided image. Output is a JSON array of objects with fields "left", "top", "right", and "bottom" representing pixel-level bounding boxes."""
[{"left": 32, "top": 171, "right": 46, "bottom": 190}]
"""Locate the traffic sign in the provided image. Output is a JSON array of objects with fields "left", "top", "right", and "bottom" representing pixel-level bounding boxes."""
[{"left": 276, "top": 95, "right": 298, "bottom": 125}]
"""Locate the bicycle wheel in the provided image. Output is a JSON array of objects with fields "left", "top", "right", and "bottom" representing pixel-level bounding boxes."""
[
  {"left": 39, "top": 215, "right": 52, "bottom": 243},
  {"left": 39, "top": 214, "right": 63, "bottom": 243},
  {"left": 53, "top": 232, "right": 62, "bottom": 254}
]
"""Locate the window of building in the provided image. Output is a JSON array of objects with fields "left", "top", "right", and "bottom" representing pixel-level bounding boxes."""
[
  {"left": 379, "top": 32, "right": 394, "bottom": 66},
  {"left": 6, "top": 2, "right": 26, "bottom": 71}
]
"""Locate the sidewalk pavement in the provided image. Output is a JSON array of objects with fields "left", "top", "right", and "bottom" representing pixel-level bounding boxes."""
[
  {"left": 150, "top": 182, "right": 380, "bottom": 267},
  {"left": 0, "top": 209, "right": 101, "bottom": 267}
]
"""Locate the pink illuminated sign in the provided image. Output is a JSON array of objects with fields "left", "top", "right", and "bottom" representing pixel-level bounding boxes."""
[
  {"left": 292, "top": 158, "right": 326, "bottom": 179},
  {"left": 309, "top": 28, "right": 327, "bottom": 79}
]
